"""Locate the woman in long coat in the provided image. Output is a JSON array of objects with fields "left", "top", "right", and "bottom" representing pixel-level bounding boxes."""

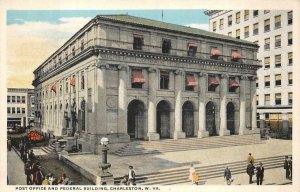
[{"left": 189, "top": 164, "right": 196, "bottom": 184}]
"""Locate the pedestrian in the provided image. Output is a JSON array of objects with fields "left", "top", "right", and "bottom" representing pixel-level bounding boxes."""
[
  {"left": 246, "top": 161, "right": 255, "bottom": 184},
  {"left": 120, "top": 175, "right": 128, "bottom": 185},
  {"left": 58, "top": 173, "right": 69, "bottom": 185},
  {"left": 24, "top": 150, "right": 30, "bottom": 162},
  {"left": 42, "top": 175, "right": 50, "bottom": 185},
  {"left": 189, "top": 163, "right": 196, "bottom": 185},
  {"left": 29, "top": 150, "right": 36, "bottom": 162},
  {"left": 48, "top": 173, "right": 55, "bottom": 185},
  {"left": 128, "top": 166, "right": 136, "bottom": 185},
  {"left": 193, "top": 172, "right": 200, "bottom": 185},
  {"left": 284, "top": 156, "right": 290, "bottom": 179},
  {"left": 247, "top": 153, "right": 255, "bottom": 164},
  {"left": 24, "top": 161, "right": 33, "bottom": 185},
  {"left": 256, "top": 162, "right": 264, "bottom": 185},
  {"left": 7, "top": 137, "right": 12, "bottom": 151},
  {"left": 34, "top": 166, "right": 44, "bottom": 185},
  {"left": 288, "top": 157, "right": 292, "bottom": 180},
  {"left": 224, "top": 167, "right": 233, "bottom": 185}
]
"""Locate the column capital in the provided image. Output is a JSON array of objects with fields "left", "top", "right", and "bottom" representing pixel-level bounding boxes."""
[
  {"left": 96, "top": 62, "right": 109, "bottom": 70},
  {"left": 249, "top": 75, "right": 258, "bottom": 81},
  {"left": 118, "top": 64, "right": 129, "bottom": 71},
  {"left": 199, "top": 72, "right": 207, "bottom": 77},
  {"left": 174, "top": 70, "right": 184, "bottom": 76},
  {"left": 148, "top": 67, "right": 157, "bottom": 73},
  {"left": 220, "top": 74, "right": 229, "bottom": 79},
  {"left": 240, "top": 75, "right": 248, "bottom": 80}
]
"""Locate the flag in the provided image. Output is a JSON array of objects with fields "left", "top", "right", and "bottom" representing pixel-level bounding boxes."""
[{"left": 70, "top": 76, "right": 76, "bottom": 86}]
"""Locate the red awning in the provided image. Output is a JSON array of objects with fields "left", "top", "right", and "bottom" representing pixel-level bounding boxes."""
[
  {"left": 70, "top": 77, "right": 76, "bottom": 86},
  {"left": 51, "top": 84, "right": 56, "bottom": 93},
  {"left": 208, "top": 76, "right": 219, "bottom": 86},
  {"left": 231, "top": 51, "right": 241, "bottom": 59},
  {"left": 186, "top": 75, "right": 197, "bottom": 87},
  {"left": 230, "top": 79, "right": 240, "bottom": 88},
  {"left": 131, "top": 70, "right": 145, "bottom": 83},
  {"left": 210, "top": 48, "right": 221, "bottom": 56},
  {"left": 188, "top": 43, "right": 198, "bottom": 48}
]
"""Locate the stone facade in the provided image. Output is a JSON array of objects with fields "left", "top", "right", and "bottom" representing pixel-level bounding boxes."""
[{"left": 32, "top": 15, "right": 261, "bottom": 153}]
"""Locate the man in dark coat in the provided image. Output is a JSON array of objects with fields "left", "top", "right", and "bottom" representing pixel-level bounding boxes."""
[
  {"left": 289, "top": 157, "right": 292, "bottom": 180},
  {"left": 246, "top": 161, "right": 255, "bottom": 184},
  {"left": 224, "top": 167, "right": 232, "bottom": 185},
  {"left": 34, "top": 166, "right": 43, "bottom": 185},
  {"left": 256, "top": 162, "right": 264, "bottom": 185},
  {"left": 284, "top": 156, "right": 290, "bottom": 179},
  {"left": 24, "top": 161, "right": 32, "bottom": 185}
]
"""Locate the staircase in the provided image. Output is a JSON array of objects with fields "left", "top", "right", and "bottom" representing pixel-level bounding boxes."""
[
  {"left": 41, "top": 143, "right": 56, "bottom": 154},
  {"left": 114, "top": 155, "right": 290, "bottom": 185},
  {"left": 115, "top": 134, "right": 261, "bottom": 156}
]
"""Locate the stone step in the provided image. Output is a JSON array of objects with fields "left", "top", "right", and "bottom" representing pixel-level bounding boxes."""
[
  {"left": 41, "top": 143, "right": 56, "bottom": 154},
  {"left": 113, "top": 155, "right": 289, "bottom": 185}
]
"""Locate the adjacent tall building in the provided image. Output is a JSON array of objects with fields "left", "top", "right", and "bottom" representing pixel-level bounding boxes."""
[
  {"left": 7, "top": 88, "right": 35, "bottom": 128},
  {"left": 32, "top": 15, "right": 261, "bottom": 153},
  {"left": 205, "top": 10, "right": 293, "bottom": 138}
]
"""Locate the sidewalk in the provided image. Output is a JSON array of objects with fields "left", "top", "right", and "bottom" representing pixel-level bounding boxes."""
[
  {"left": 7, "top": 149, "right": 26, "bottom": 185},
  {"left": 62, "top": 138, "right": 292, "bottom": 185}
]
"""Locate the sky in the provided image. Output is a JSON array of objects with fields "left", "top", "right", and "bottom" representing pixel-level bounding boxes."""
[{"left": 6, "top": 9, "right": 209, "bottom": 88}]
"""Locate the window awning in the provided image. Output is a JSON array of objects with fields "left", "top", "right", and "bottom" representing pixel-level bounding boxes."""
[
  {"left": 133, "top": 34, "right": 144, "bottom": 38},
  {"left": 208, "top": 76, "right": 219, "bottom": 86},
  {"left": 186, "top": 75, "right": 197, "bottom": 87},
  {"left": 70, "top": 77, "right": 76, "bottom": 86},
  {"left": 210, "top": 48, "right": 221, "bottom": 56},
  {"left": 188, "top": 43, "right": 198, "bottom": 48},
  {"left": 51, "top": 84, "right": 57, "bottom": 93},
  {"left": 231, "top": 51, "right": 241, "bottom": 59},
  {"left": 230, "top": 79, "right": 240, "bottom": 88},
  {"left": 131, "top": 70, "right": 145, "bottom": 83}
]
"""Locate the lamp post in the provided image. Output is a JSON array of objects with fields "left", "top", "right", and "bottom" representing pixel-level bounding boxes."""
[{"left": 97, "top": 137, "right": 114, "bottom": 185}]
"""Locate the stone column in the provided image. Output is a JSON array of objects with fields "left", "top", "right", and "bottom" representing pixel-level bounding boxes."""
[
  {"left": 219, "top": 74, "right": 230, "bottom": 136},
  {"left": 282, "top": 113, "right": 289, "bottom": 137},
  {"left": 259, "top": 113, "right": 265, "bottom": 136},
  {"left": 117, "top": 64, "right": 128, "bottom": 134},
  {"left": 95, "top": 62, "right": 108, "bottom": 135},
  {"left": 198, "top": 72, "right": 209, "bottom": 138},
  {"left": 174, "top": 70, "right": 186, "bottom": 139},
  {"left": 147, "top": 67, "right": 160, "bottom": 141},
  {"left": 239, "top": 75, "right": 248, "bottom": 135},
  {"left": 250, "top": 76, "right": 260, "bottom": 134}
]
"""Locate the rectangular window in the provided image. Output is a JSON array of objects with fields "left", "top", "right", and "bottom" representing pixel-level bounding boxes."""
[
  {"left": 275, "top": 15, "right": 281, "bottom": 29},
  {"left": 228, "top": 77, "right": 240, "bottom": 92},
  {"left": 133, "top": 35, "right": 144, "bottom": 50},
  {"left": 22, "top": 108, "right": 25, "bottom": 114},
  {"left": 264, "top": 19, "right": 270, "bottom": 32},
  {"left": 81, "top": 71, "right": 85, "bottom": 90},
  {"left": 228, "top": 32, "right": 232, "bottom": 37},
  {"left": 210, "top": 47, "right": 221, "bottom": 60},
  {"left": 185, "top": 74, "right": 197, "bottom": 91},
  {"left": 208, "top": 75, "right": 219, "bottom": 92},
  {"left": 253, "top": 23, "right": 259, "bottom": 35},
  {"left": 160, "top": 71, "right": 169, "bottom": 90},
  {"left": 256, "top": 78, "right": 259, "bottom": 88},
  {"left": 244, "top": 26, "right": 249, "bottom": 38},
  {"left": 275, "top": 55, "right": 281, "bottom": 68},
  {"left": 264, "top": 10, "right": 270, "bottom": 14},
  {"left": 275, "top": 35, "right": 281, "bottom": 48},
  {"left": 265, "top": 94, "right": 270, "bottom": 105},
  {"left": 219, "top": 18, "right": 224, "bottom": 30},
  {"left": 7, "top": 96, "right": 10, "bottom": 103},
  {"left": 162, "top": 39, "right": 171, "bottom": 54},
  {"left": 288, "top": 92, "right": 293, "bottom": 105},
  {"left": 236, "top": 29, "right": 240, "bottom": 39},
  {"left": 275, "top": 93, "right": 281, "bottom": 105},
  {"left": 275, "top": 74, "right": 281, "bottom": 86},
  {"left": 11, "top": 96, "right": 15, "bottom": 103},
  {"left": 131, "top": 69, "right": 145, "bottom": 89},
  {"left": 256, "top": 95, "right": 259, "bottom": 105},
  {"left": 7, "top": 107, "right": 10, "bottom": 114},
  {"left": 65, "top": 51, "right": 68, "bottom": 61},
  {"left": 12, "top": 107, "right": 15, "bottom": 114},
  {"left": 213, "top": 21, "right": 217, "bottom": 31},
  {"left": 244, "top": 10, "right": 249, "bottom": 20},
  {"left": 288, "top": 72, "right": 293, "bottom": 85},
  {"left": 17, "top": 96, "right": 20, "bottom": 103},
  {"left": 254, "top": 40, "right": 258, "bottom": 45},
  {"left": 17, "top": 107, "right": 20, "bottom": 114},
  {"left": 264, "top": 75, "right": 270, "bottom": 87},
  {"left": 288, "top": 11, "right": 293, "bottom": 25},
  {"left": 264, "top": 38, "right": 270, "bottom": 50},
  {"left": 288, "top": 52, "right": 293, "bottom": 65},
  {"left": 228, "top": 15, "right": 232, "bottom": 26},
  {"left": 288, "top": 32, "right": 293, "bottom": 45},
  {"left": 81, "top": 39, "right": 84, "bottom": 51},
  {"left": 231, "top": 50, "right": 241, "bottom": 62},
  {"left": 22, "top": 96, "right": 25, "bottom": 103},
  {"left": 236, "top": 12, "right": 240, "bottom": 24},
  {"left": 72, "top": 46, "right": 75, "bottom": 56},
  {"left": 253, "top": 10, "right": 259, "bottom": 17},
  {"left": 187, "top": 44, "right": 197, "bottom": 57},
  {"left": 264, "top": 57, "right": 270, "bottom": 69}
]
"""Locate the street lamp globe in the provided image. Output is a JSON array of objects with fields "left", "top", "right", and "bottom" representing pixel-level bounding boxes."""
[{"left": 100, "top": 137, "right": 109, "bottom": 146}]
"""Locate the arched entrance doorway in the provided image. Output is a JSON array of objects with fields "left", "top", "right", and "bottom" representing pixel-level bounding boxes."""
[
  {"left": 127, "top": 100, "right": 145, "bottom": 139},
  {"left": 182, "top": 101, "right": 194, "bottom": 137},
  {"left": 206, "top": 101, "right": 217, "bottom": 136},
  {"left": 157, "top": 100, "right": 171, "bottom": 138},
  {"left": 227, "top": 102, "right": 235, "bottom": 135}
]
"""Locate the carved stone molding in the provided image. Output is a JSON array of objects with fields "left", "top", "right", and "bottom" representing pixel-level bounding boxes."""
[
  {"left": 199, "top": 72, "right": 207, "bottom": 77},
  {"left": 148, "top": 67, "right": 157, "bottom": 73},
  {"left": 249, "top": 75, "right": 258, "bottom": 81},
  {"left": 220, "top": 74, "right": 229, "bottom": 79},
  {"left": 96, "top": 61, "right": 109, "bottom": 70},
  {"left": 174, "top": 70, "right": 184, "bottom": 76},
  {"left": 240, "top": 75, "right": 248, "bottom": 80},
  {"left": 117, "top": 64, "right": 129, "bottom": 71}
]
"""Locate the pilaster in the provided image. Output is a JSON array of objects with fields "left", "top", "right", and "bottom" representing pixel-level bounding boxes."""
[
  {"left": 219, "top": 74, "right": 230, "bottom": 136},
  {"left": 198, "top": 72, "right": 209, "bottom": 138},
  {"left": 174, "top": 70, "right": 186, "bottom": 139}
]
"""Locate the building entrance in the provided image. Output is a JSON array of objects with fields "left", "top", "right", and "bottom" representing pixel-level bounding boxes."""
[
  {"left": 182, "top": 101, "right": 194, "bottom": 137},
  {"left": 157, "top": 100, "right": 171, "bottom": 138},
  {"left": 127, "top": 100, "right": 145, "bottom": 139},
  {"left": 206, "top": 101, "right": 217, "bottom": 136},
  {"left": 227, "top": 102, "right": 235, "bottom": 135}
]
